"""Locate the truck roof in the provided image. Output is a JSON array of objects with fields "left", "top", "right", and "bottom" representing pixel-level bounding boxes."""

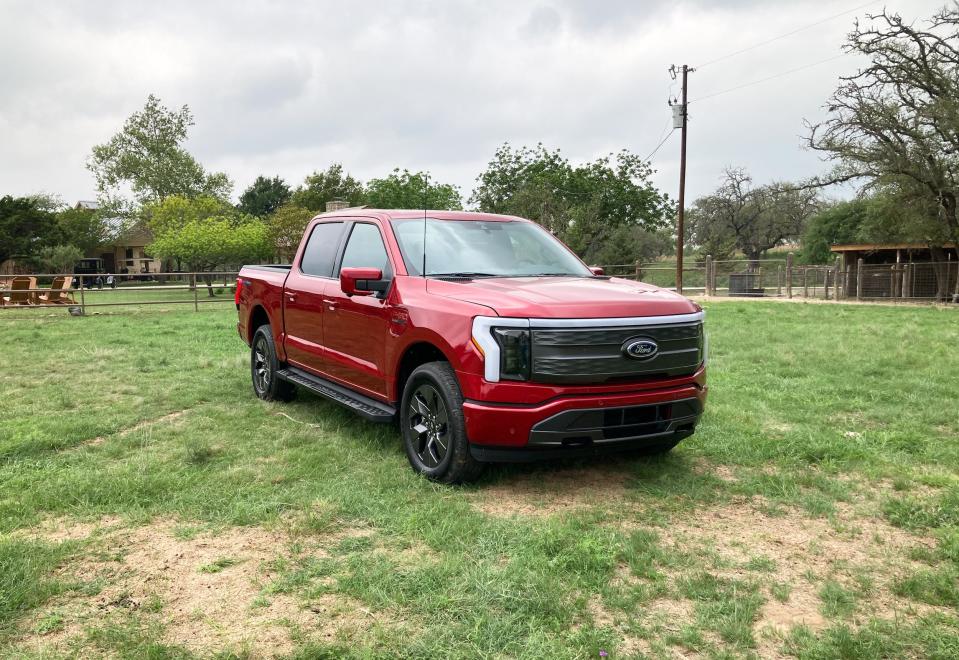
[{"left": 312, "top": 209, "right": 527, "bottom": 223}]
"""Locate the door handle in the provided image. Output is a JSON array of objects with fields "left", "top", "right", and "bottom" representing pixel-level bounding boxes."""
[{"left": 286, "top": 293, "right": 297, "bottom": 302}]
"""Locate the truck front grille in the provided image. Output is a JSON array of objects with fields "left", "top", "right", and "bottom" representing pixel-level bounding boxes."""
[{"left": 530, "top": 320, "right": 703, "bottom": 384}]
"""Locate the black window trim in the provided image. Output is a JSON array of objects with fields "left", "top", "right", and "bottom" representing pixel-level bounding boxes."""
[
  {"left": 297, "top": 219, "right": 348, "bottom": 280},
  {"left": 333, "top": 220, "right": 394, "bottom": 281}
]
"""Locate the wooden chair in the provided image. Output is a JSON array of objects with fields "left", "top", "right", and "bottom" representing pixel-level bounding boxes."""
[
  {"left": 37, "top": 276, "right": 77, "bottom": 305},
  {"left": 2, "top": 277, "right": 37, "bottom": 306}
]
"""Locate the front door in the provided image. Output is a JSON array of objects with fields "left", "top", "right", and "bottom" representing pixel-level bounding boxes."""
[
  {"left": 322, "top": 221, "right": 394, "bottom": 399},
  {"left": 283, "top": 221, "right": 347, "bottom": 374}
]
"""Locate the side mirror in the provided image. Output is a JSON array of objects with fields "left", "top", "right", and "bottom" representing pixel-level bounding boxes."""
[
  {"left": 589, "top": 266, "right": 605, "bottom": 276},
  {"left": 340, "top": 267, "right": 386, "bottom": 297}
]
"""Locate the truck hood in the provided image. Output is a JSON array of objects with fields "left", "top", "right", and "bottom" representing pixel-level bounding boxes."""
[{"left": 425, "top": 276, "right": 699, "bottom": 318}]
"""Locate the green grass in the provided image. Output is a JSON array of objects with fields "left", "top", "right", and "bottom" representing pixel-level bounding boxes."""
[{"left": 0, "top": 301, "right": 958, "bottom": 658}]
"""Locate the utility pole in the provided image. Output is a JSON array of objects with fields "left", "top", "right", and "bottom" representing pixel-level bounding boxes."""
[{"left": 670, "top": 64, "right": 694, "bottom": 295}]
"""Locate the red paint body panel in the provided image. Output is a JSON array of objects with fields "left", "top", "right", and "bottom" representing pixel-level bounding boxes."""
[
  {"left": 462, "top": 371, "right": 708, "bottom": 447},
  {"left": 237, "top": 209, "right": 708, "bottom": 453}
]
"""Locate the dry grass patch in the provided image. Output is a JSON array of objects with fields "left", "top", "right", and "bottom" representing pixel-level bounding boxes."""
[
  {"left": 470, "top": 465, "right": 630, "bottom": 517},
  {"left": 657, "top": 499, "right": 941, "bottom": 635},
  {"left": 79, "top": 408, "right": 191, "bottom": 449},
  {"left": 16, "top": 518, "right": 395, "bottom": 658}
]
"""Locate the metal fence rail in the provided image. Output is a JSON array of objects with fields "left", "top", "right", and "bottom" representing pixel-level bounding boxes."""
[
  {"left": 0, "top": 271, "right": 239, "bottom": 314},
  {"left": 601, "top": 256, "right": 959, "bottom": 302}
]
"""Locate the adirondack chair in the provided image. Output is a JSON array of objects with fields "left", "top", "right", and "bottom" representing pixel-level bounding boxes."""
[
  {"left": 37, "top": 276, "right": 77, "bottom": 304},
  {"left": 1, "top": 277, "right": 37, "bottom": 305}
]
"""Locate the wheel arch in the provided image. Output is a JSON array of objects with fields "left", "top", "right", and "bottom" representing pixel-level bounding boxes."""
[
  {"left": 248, "top": 305, "right": 271, "bottom": 343},
  {"left": 394, "top": 341, "right": 454, "bottom": 402}
]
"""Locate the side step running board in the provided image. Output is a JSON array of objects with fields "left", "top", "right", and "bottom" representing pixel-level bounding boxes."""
[{"left": 276, "top": 367, "right": 396, "bottom": 423}]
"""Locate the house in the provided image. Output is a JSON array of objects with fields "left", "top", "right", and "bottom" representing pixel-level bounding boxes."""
[
  {"left": 831, "top": 242, "right": 958, "bottom": 299},
  {"left": 76, "top": 201, "right": 164, "bottom": 275}
]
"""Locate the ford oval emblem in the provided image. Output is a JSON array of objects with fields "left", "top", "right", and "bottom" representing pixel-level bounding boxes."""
[{"left": 623, "top": 338, "right": 658, "bottom": 360}]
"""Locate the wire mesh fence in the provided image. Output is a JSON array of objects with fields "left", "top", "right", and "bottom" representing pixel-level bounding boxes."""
[
  {"left": 0, "top": 271, "right": 239, "bottom": 314},
  {"left": 601, "top": 257, "right": 959, "bottom": 303}
]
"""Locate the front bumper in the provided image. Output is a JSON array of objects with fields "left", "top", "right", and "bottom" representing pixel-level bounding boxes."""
[{"left": 461, "top": 377, "right": 706, "bottom": 460}]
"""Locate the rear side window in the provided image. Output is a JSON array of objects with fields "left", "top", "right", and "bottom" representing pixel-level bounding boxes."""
[
  {"left": 339, "top": 223, "right": 391, "bottom": 275},
  {"left": 300, "top": 222, "right": 344, "bottom": 277}
]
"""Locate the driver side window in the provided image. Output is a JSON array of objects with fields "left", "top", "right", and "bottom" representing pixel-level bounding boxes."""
[{"left": 339, "top": 223, "right": 391, "bottom": 276}]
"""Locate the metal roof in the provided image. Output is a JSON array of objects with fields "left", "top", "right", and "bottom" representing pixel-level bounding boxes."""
[{"left": 831, "top": 243, "right": 957, "bottom": 252}]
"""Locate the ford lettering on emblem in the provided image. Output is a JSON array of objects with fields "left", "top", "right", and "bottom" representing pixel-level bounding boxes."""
[{"left": 623, "top": 338, "right": 658, "bottom": 361}]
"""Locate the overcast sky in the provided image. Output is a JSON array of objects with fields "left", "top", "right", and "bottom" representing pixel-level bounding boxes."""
[{"left": 0, "top": 0, "right": 948, "bottom": 207}]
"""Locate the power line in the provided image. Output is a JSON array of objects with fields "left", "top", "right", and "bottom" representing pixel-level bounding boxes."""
[
  {"left": 643, "top": 128, "right": 676, "bottom": 162},
  {"left": 691, "top": 53, "right": 847, "bottom": 103},
  {"left": 695, "top": 0, "right": 880, "bottom": 70}
]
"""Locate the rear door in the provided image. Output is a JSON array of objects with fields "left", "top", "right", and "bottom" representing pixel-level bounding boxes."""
[
  {"left": 283, "top": 220, "right": 346, "bottom": 373},
  {"left": 321, "top": 221, "right": 394, "bottom": 399}
]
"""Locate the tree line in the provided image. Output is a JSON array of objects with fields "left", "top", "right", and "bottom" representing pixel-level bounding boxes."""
[{"left": 3, "top": 6, "right": 956, "bottom": 289}]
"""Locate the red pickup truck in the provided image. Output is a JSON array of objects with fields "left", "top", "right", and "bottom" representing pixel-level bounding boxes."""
[{"left": 236, "top": 209, "right": 707, "bottom": 483}]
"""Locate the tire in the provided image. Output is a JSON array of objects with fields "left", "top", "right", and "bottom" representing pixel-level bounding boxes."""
[
  {"left": 251, "top": 325, "right": 296, "bottom": 402},
  {"left": 401, "top": 361, "right": 483, "bottom": 484}
]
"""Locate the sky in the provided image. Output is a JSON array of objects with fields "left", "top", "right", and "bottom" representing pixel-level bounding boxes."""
[{"left": 0, "top": 0, "right": 949, "bottom": 208}]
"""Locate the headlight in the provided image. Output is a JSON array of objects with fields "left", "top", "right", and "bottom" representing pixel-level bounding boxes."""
[
  {"left": 471, "top": 316, "right": 531, "bottom": 382},
  {"left": 493, "top": 327, "right": 531, "bottom": 381}
]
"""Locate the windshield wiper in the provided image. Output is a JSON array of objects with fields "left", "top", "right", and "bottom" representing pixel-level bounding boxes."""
[
  {"left": 524, "top": 273, "right": 583, "bottom": 277},
  {"left": 428, "top": 272, "right": 502, "bottom": 279}
]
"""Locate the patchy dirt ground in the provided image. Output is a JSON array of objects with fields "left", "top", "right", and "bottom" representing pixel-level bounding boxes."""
[
  {"left": 469, "top": 465, "right": 632, "bottom": 517},
  {"left": 16, "top": 518, "right": 393, "bottom": 658}
]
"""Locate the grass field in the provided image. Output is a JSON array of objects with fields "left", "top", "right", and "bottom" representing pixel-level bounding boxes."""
[{"left": 1, "top": 302, "right": 958, "bottom": 658}]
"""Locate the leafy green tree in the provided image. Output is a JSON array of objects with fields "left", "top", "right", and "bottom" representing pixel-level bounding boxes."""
[
  {"left": 800, "top": 200, "right": 869, "bottom": 264},
  {"left": 36, "top": 244, "right": 84, "bottom": 274},
  {"left": 268, "top": 204, "right": 314, "bottom": 261},
  {"left": 469, "top": 143, "right": 673, "bottom": 262},
  {"left": 291, "top": 164, "right": 365, "bottom": 212},
  {"left": 88, "top": 94, "right": 232, "bottom": 213},
  {"left": 365, "top": 169, "right": 462, "bottom": 210},
  {"left": 588, "top": 226, "right": 673, "bottom": 268},
  {"left": 0, "top": 195, "right": 59, "bottom": 264},
  {"left": 146, "top": 195, "right": 271, "bottom": 295},
  {"left": 55, "top": 206, "right": 109, "bottom": 255},
  {"left": 238, "top": 176, "right": 292, "bottom": 217}
]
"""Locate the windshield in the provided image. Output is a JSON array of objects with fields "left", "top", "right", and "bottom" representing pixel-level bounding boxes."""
[{"left": 391, "top": 218, "right": 592, "bottom": 278}]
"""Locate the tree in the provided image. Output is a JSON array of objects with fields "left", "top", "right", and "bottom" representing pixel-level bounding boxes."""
[
  {"left": 56, "top": 206, "right": 109, "bottom": 255},
  {"left": 238, "top": 176, "right": 292, "bottom": 217},
  {"left": 801, "top": 200, "right": 869, "bottom": 264},
  {"left": 36, "top": 245, "right": 84, "bottom": 274},
  {"left": 469, "top": 143, "right": 673, "bottom": 262},
  {"left": 268, "top": 204, "right": 314, "bottom": 261},
  {"left": 145, "top": 195, "right": 271, "bottom": 295},
  {"left": 686, "top": 168, "right": 821, "bottom": 267},
  {"left": 0, "top": 195, "right": 59, "bottom": 264},
  {"left": 88, "top": 94, "right": 232, "bottom": 213},
  {"left": 365, "top": 169, "right": 462, "bottom": 210},
  {"left": 806, "top": 7, "right": 959, "bottom": 295},
  {"left": 291, "top": 164, "right": 365, "bottom": 212}
]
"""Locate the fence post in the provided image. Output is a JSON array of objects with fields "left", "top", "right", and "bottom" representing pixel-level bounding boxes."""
[
  {"left": 802, "top": 267, "right": 808, "bottom": 298},
  {"left": 193, "top": 273, "right": 199, "bottom": 311},
  {"left": 777, "top": 265, "right": 783, "bottom": 297},
  {"left": 833, "top": 258, "right": 842, "bottom": 301},
  {"left": 786, "top": 253, "right": 793, "bottom": 298},
  {"left": 705, "top": 255, "right": 712, "bottom": 297},
  {"left": 78, "top": 274, "right": 86, "bottom": 315},
  {"left": 634, "top": 260, "right": 642, "bottom": 282},
  {"left": 856, "top": 258, "right": 864, "bottom": 300}
]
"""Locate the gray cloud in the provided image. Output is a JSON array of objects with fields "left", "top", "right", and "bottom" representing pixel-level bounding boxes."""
[{"left": 0, "top": 0, "right": 946, "bottom": 206}]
